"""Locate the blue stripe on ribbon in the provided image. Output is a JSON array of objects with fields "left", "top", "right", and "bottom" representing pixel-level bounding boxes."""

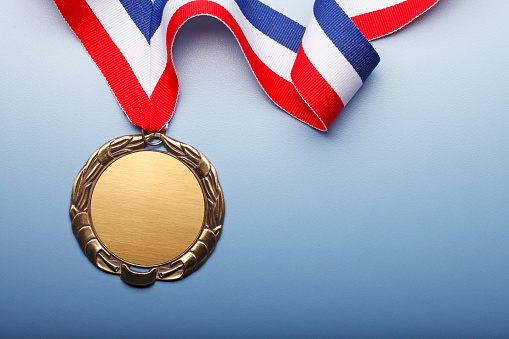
[
  {"left": 235, "top": 0, "right": 305, "bottom": 53},
  {"left": 121, "top": 0, "right": 306, "bottom": 49},
  {"left": 313, "top": 0, "right": 379, "bottom": 82},
  {"left": 151, "top": 0, "right": 169, "bottom": 39},
  {"left": 120, "top": 0, "right": 168, "bottom": 43}
]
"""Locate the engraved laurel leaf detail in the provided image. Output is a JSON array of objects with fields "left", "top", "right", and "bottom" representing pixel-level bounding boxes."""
[
  {"left": 159, "top": 135, "right": 224, "bottom": 279},
  {"left": 70, "top": 134, "right": 224, "bottom": 284},
  {"left": 70, "top": 137, "right": 145, "bottom": 274}
]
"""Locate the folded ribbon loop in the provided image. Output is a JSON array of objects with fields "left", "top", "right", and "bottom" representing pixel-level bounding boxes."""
[{"left": 54, "top": 0, "right": 439, "bottom": 132}]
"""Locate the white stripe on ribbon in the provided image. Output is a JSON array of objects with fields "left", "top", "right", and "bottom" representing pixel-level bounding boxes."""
[
  {"left": 302, "top": 13, "right": 363, "bottom": 105},
  {"left": 150, "top": 0, "right": 195, "bottom": 94},
  {"left": 86, "top": 0, "right": 152, "bottom": 94},
  {"left": 223, "top": 1, "right": 296, "bottom": 82}
]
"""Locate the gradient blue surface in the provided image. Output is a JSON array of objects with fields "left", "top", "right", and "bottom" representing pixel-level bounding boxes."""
[{"left": 1, "top": 1, "right": 508, "bottom": 337}]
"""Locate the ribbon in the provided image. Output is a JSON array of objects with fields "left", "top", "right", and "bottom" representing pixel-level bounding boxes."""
[{"left": 54, "top": 0, "right": 439, "bottom": 132}]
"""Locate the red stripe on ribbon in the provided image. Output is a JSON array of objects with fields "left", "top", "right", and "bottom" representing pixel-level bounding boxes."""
[
  {"left": 352, "top": 0, "right": 439, "bottom": 40},
  {"left": 292, "top": 46, "right": 344, "bottom": 129},
  {"left": 54, "top": 0, "right": 167, "bottom": 131}
]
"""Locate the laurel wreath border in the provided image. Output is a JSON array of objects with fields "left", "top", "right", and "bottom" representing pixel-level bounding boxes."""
[{"left": 69, "top": 134, "right": 224, "bottom": 286}]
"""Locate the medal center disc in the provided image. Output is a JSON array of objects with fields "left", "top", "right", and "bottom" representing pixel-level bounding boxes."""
[{"left": 90, "top": 150, "right": 205, "bottom": 266}]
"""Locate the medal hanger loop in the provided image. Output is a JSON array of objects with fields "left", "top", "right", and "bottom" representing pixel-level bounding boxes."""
[{"left": 141, "top": 129, "right": 163, "bottom": 147}]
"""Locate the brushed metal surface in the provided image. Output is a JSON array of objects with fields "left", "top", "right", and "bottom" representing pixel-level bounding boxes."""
[{"left": 90, "top": 151, "right": 205, "bottom": 266}]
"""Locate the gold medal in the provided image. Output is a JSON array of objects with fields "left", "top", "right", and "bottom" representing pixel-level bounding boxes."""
[{"left": 70, "top": 133, "right": 224, "bottom": 286}]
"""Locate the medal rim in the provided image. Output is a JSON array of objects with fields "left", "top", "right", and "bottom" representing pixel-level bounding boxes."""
[{"left": 69, "top": 134, "right": 225, "bottom": 286}]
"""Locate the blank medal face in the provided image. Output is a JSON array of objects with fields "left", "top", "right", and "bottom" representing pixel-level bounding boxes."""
[{"left": 90, "top": 151, "right": 205, "bottom": 266}]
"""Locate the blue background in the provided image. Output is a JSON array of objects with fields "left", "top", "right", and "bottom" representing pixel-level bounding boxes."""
[{"left": 1, "top": 1, "right": 508, "bottom": 337}]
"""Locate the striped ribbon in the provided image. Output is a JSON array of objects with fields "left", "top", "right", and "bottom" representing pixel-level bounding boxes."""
[{"left": 54, "top": 0, "right": 439, "bottom": 132}]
